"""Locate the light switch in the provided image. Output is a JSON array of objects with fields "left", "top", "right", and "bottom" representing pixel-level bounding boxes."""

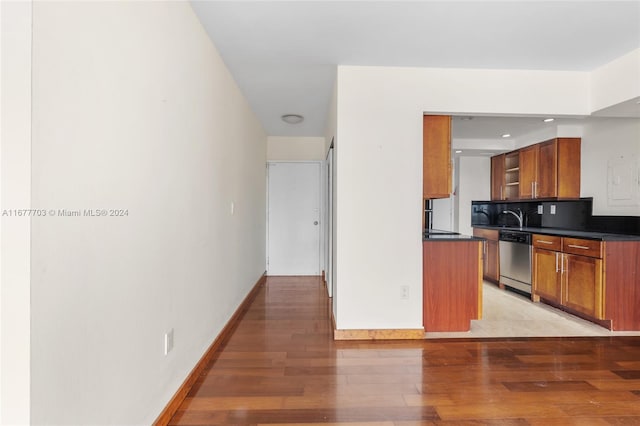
[{"left": 550, "top": 205, "right": 556, "bottom": 215}]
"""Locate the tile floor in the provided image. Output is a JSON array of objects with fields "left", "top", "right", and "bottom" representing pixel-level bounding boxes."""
[{"left": 425, "top": 282, "right": 640, "bottom": 338}]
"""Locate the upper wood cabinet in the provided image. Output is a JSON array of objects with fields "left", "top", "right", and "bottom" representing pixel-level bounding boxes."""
[
  {"left": 539, "top": 138, "right": 581, "bottom": 198},
  {"left": 503, "top": 151, "right": 520, "bottom": 200},
  {"left": 490, "top": 137, "right": 581, "bottom": 200},
  {"left": 490, "top": 154, "right": 505, "bottom": 200},
  {"left": 519, "top": 144, "right": 539, "bottom": 199},
  {"left": 537, "top": 139, "right": 557, "bottom": 197},
  {"left": 423, "top": 115, "right": 451, "bottom": 199}
]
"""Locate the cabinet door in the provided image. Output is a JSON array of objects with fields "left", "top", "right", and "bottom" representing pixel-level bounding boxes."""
[
  {"left": 423, "top": 115, "right": 451, "bottom": 199},
  {"left": 491, "top": 154, "right": 505, "bottom": 200},
  {"left": 556, "top": 138, "right": 581, "bottom": 198},
  {"left": 536, "top": 140, "right": 558, "bottom": 198},
  {"left": 533, "top": 248, "right": 561, "bottom": 303},
  {"left": 519, "top": 145, "right": 538, "bottom": 199},
  {"left": 562, "top": 254, "right": 603, "bottom": 319},
  {"left": 485, "top": 240, "right": 500, "bottom": 282}
]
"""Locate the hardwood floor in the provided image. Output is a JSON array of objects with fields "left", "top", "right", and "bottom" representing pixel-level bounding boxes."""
[{"left": 169, "top": 276, "right": 640, "bottom": 425}]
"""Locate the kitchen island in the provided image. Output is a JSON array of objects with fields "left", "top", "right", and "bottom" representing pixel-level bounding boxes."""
[{"left": 423, "top": 231, "right": 484, "bottom": 332}]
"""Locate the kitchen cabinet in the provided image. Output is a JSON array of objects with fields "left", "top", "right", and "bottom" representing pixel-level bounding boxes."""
[
  {"left": 503, "top": 151, "right": 520, "bottom": 200},
  {"left": 562, "top": 237, "right": 604, "bottom": 318},
  {"left": 533, "top": 248, "right": 561, "bottom": 303},
  {"left": 603, "top": 241, "right": 640, "bottom": 331},
  {"left": 563, "top": 253, "right": 603, "bottom": 318},
  {"left": 423, "top": 115, "right": 451, "bottom": 199},
  {"left": 537, "top": 138, "right": 581, "bottom": 198},
  {"left": 536, "top": 139, "right": 557, "bottom": 198},
  {"left": 532, "top": 234, "right": 562, "bottom": 303},
  {"left": 533, "top": 235, "right": 605, "bottom": 322},
  {"left": 473, "top": 228, "right": 499, "bottom": 283},
  {"left": 423, "top": 239, "right": 482, "bottom": 332},
  {"left": 490, "top": 154, "right": 505, "bottom": 200},
  {"left": 519, "top": 145, "right": 538, "bottom": 199},
  {"left": 490, "top": 137, "right": 581, "bottom": 200}
]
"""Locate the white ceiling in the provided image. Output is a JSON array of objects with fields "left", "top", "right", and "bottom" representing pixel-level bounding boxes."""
[{"left": 190, "top": 1, "right": 640, "bottom": 139}]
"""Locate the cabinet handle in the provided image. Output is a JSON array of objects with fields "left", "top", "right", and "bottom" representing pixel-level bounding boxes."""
[
  {"left": 560, "top": 253, "right": 565, "bottom": 274},
  {"left": 555, "top": 252, "right": 559, "bottom": 273},
  {"left": 534, "top": 181, "right": 538, "bottom": 198},
  {"left": 567, "top": 244, "right": 590, "bottom": 250},
  {"left": 536, "top": 240, "right": 553, "bottom": 245},
  {"left": 500, "top": 185, "right": 503, "bottom": 200}
]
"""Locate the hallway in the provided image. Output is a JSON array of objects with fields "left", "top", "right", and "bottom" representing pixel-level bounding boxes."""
[{"left": 169, "top": 276, "right": 640, "bottom": 425}]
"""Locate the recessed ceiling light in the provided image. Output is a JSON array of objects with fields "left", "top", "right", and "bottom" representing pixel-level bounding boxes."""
[
  {"left": 281, "top": 114, "right": 304, "bottom": 124},
  {"left": 543, "top": 118, "right": 555, "bottom": 122},
  {"left": 501, "top": 133, "right": 511, "bottom": 138},
  {"left": 455, "top": 150, "right": 463, "bottom": 154}
]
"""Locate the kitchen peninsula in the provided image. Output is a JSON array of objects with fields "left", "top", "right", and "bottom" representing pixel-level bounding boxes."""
[{"left": 423, "top": 230, "right": 484, "bottom": 332}]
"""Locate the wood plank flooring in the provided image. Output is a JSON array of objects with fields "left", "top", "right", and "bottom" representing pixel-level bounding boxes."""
[{"left": 169, "top": 276, "right": 640, "bottom": 425}]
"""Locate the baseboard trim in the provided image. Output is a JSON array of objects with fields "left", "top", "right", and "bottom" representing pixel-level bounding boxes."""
[
  {"left": 153, "top": 272, "right": 267, "bottom": 426},
  {"left": 333, "top": 328, "right": 425, "bottom": 340}
]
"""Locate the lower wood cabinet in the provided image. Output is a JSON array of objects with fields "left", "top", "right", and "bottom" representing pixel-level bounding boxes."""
[
  {"left": 472, "top": 228, "right": 499, "bottom": 283},
  {"left": 485, "top": 240, "right": 499, "bottom": 283},
  {"left": 532, "top": 248, "right": 561, "bottom": 304},
  {"left": 423, "top": 240, "right": 482, "bottom": 332},
  {"left": 533, "top": 234, "right": 638, "bottom": 329},
  {"left": 563, "top": 253, "right": 603, "bottom": 319}
]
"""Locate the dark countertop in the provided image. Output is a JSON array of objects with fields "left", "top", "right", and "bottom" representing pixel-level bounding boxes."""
[
  {"left": 472, "top": 225, "right": 640, "bottom": 241},
  {"left": 423, "top": 229, "right": 485, "bottom": 242}
]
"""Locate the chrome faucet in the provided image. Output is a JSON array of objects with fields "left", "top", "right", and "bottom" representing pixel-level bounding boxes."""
[{"left": 503, "top": 208, "right": 524, "bottom": 229}]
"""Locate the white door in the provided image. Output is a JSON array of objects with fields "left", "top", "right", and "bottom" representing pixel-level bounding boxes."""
[{"left": 267, "top": 162, "right": 321, "bottom": 275}]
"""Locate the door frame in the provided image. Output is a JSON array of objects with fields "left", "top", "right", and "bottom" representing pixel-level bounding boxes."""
[{"left": 325, "top": 145, "right": 334, "bottom": 297}]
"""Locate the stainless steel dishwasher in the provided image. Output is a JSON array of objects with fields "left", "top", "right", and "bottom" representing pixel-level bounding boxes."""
[{"left": 499, "top": 230, "right": 532, "bottom": 296}]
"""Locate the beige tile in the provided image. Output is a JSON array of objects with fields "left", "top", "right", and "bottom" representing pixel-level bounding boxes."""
[{"left": 424, "top": 282, "right": 640, "bottom": 339}]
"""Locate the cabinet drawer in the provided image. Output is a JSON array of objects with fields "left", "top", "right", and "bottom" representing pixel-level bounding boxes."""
[
  {"left": 562, "top": 238, "right": 602, "bottom": 258},
  {"left": 473, "top": 228, "right": 499, "bottom": 241},
  {"left": 532, "top": 234, "right": 561, "bottom": 251}
]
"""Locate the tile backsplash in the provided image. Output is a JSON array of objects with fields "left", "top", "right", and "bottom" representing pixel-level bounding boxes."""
[{"left": 471, "top": 198, "right": 640, "bottom": 235}]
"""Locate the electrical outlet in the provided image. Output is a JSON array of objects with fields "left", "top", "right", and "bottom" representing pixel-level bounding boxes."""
[
  {"left": 550, "top": 205, "right": 556, "bottom": 215},
  {"left": 537, "top": 205, "right": 543, "bottom": 214},
  {"left": 401, "top": 285, "right": 409, "bottom": 299},
  {"left": 230, "top": 202, "right": 235, "bottom": 215},
  {"left": 164, "top": 329, "right": 174, "bottom": 355}
]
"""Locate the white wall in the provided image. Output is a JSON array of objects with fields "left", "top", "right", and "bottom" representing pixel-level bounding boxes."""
[
  {"left": 457, "top": 157, "right": 491, "bottom": 236},
  {"left": 334, "top": 64, "right": 598, "bottom": 330},
  {"left": 0, "top": 1, "right": 32, "bottom": 423},
  {"left": 581, "top": 118, "right": 640, "bottom": 215},
  {"left": 29, "top": 2, "right": 266, "bottom": 424},
  {"left": 591, "top": 48, "right": 640, "bottom": 113},
  {"left": 267, "top": 136, "right": 326, "bottom": 161},
  {"left": 431, "top": 197, "right": 453, "bottom": 231}
]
